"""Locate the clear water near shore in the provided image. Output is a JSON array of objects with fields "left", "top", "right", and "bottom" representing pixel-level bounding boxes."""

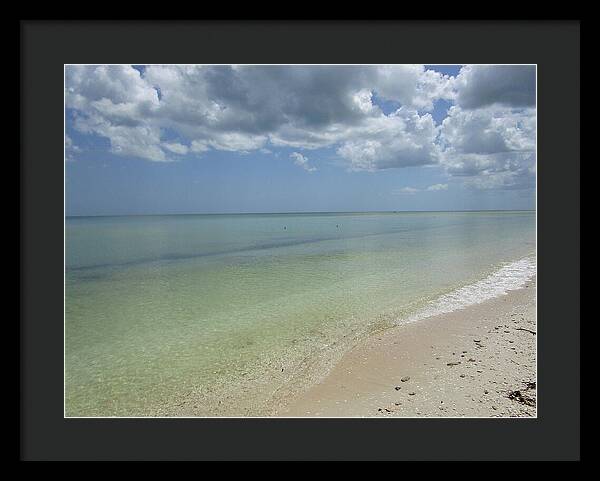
[
  {"left": 406, "top": 256, "right": 536, "bottom": 323},
  {"left": 65, "top": 211, "right": 535, "bottom": 416}
]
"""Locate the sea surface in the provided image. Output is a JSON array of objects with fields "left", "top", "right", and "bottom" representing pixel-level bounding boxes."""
[{"left": 65, "top": 211, "right": 536, "bottom": 416}]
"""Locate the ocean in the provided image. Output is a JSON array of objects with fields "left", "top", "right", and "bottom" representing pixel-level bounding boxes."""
[{"left": 65, "top": 211, "right": 536, "bottom": 416}]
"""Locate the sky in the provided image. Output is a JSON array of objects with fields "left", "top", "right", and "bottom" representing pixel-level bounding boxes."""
[{"left": 65, "top": 64, "right": 536, "bottom": 216}]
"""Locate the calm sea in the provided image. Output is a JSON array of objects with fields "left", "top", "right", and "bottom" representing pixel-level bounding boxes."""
[{"left": 65, "top": 211, "right": 535, "bottom": 416}]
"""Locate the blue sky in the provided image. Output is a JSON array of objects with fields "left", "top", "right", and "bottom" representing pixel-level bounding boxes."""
[{"left": 65, "top": 65, "right": 536, "bottom": 216}]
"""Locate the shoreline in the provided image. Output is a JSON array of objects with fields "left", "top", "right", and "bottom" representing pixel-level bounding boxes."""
[
  {"left": 66, "top": 257, "right": 537, "bottom": 418},
  {"left": 275, "top": 276, "right": 536, "bottom": 417}
]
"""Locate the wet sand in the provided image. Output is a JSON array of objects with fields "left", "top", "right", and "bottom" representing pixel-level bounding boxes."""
[{"left": 276, "top": 277, "right": 536, "bottom": 417}]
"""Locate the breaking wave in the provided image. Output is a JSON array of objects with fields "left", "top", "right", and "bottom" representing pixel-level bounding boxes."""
[{"left": 405, "top": 256, "right": 536, "bottom": 324}]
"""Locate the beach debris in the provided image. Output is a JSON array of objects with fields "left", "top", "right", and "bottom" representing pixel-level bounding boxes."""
[
  {"left": 447, "top": 361, "right": 461, "bottom": 366},
  {"left": 468, "top": 358, "right": 476, "bottom": 362},
  {"left": 401, "top": 376, "right": 410, "bottom": 382},
  {"left": 516, "top": 327, "right": 536, "bottom": 335},
  {"left": 460, "top": 374, "right": 466, "bottom": 378},
  {"left": 408, "top": 392, "right": 416, "bottom": 396},
  {"left": 484, "top": 390, "right": 489, "bottom": 394},
  {"left": 507, "top": 390, "right": 536, "bottom": 407},
  {"left": 394, "top": 386, "right": 402, "bottom": 391}
]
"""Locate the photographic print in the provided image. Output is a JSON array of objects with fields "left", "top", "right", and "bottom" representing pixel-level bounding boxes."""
[{"left": 64, "top": 64, "right": 537, "bottom": 418}]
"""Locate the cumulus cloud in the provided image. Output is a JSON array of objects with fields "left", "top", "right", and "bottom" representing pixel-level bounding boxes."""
[
  {"left": 66, "top": 65, "right": 159, "bottom": 111},
  {"left": 454, "top": 65, "right": 536, "bottom": 109},
  {"left": 439, "top": 104, "right": 536, "bottom": 190},
  {"left": 73, "top": 111, "right": 169, "bottom": 162},
  {"left": 290, "top": 152, "right": 317, "bottom": 172},
  {"left": 373, "top": 65, "right": 455, "bottom": 111},
  {"left": 336, "top": 108, "right": 440, "bottom": 171},
  {"left": 65, "top": 64, "right": 536, "bottom": 191},
  {"left": 65, "top": 134, "right": 81, "bottom": 162},
  {"left": 67, "top": 66, "right": 168, "bottom": 162},
  {"left": 65, "top": 65, "right": 450, "bottom": 164},
  {"left": 190, "top": 140, "right": 210, "bottom": 154},
  {"left": 162, "top": 142, "right": 189, "bottom": 155}
]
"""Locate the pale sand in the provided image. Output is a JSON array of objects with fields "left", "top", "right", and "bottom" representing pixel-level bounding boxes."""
[{"left": 276, "top": 277, "right": 536, "bottom": 417}]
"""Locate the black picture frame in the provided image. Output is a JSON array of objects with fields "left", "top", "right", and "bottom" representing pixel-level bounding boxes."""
[{"left": 20, "top": 20, "right": 580, "bottom": 461}]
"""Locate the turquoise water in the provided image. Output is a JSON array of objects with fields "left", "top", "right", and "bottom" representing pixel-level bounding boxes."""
[{"left": 65, "top": 211, "right": 535, "bottom": 416}]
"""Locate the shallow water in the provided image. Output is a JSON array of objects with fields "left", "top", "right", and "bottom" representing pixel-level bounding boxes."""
[{"left": 65, "top": 211, "right": 535, "bottom": 416}]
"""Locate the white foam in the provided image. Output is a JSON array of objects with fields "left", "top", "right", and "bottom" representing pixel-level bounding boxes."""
[{"left": 403, "top": 256, "right": 536, "bottom": 324}]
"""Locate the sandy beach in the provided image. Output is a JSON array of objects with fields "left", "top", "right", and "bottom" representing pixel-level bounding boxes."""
[{"left": 276, "top": 277, "right": 537, "bottom": 418}]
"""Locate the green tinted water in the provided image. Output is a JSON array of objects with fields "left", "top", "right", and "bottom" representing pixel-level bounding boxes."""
[{"left": 65, "top": 211, "right": 535, "bottom": 416}]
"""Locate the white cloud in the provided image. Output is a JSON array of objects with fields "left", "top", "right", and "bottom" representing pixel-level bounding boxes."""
[
  {"left": 65, "top": 65, "right": 536, "bottom": 191},
  {"left": 463, "top": 167, "right": 535, "bottom": 190},
  {"left": 66, "top": 65, "right": 159, "bottom": 110},
  {"left": 393, "top": 183, "right": 449, "bottom": 195},
  {"left": 65, "top": 65, "right": 452, "bottom": 163},
  {"left": 73, "top": 111, "right": 169, "bottom": 162},
  {"left": 439, "top": 104, "right": 535, "bottom": 190},
  {"left": 65, "top": 134, "right": 81, "bottom": 162},
  {"left": 426, "top": 183, "right": 448, "bottom": 191},
  {"left": 440, "top": 105, "right": 535, "bottom": 156},
  {"left": 290, "top": 152, "right": 317, "bottom": 172},
  {"left": 352, "top": 89, "right": 376, "bottom": 114},
  {"left": 162, "top": 142, "right": 189, "bottom": 155},
  {"left": 336, "top": 108, "right": 440, "bottom": 171},
  {"left": 372, "top": 65, "right": 454, "bottom": 111},
  {"left": 205, "top": 133, "right": 267, "bottom": 153},
  {"left": 190, "top": 140, "right": 210, "bottom": 154},
  {"left": 393, "top": 187, "right": 420, "bottom": 195}
]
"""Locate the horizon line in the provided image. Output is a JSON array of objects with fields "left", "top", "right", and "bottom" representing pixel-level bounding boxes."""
[{"left": 66, "top": 209, "right": 536, "bottom": 219}]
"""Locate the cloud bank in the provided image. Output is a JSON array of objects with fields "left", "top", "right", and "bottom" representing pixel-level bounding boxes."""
[{"left": 66, "top": 65, "right": 535, "bottom": 190}]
